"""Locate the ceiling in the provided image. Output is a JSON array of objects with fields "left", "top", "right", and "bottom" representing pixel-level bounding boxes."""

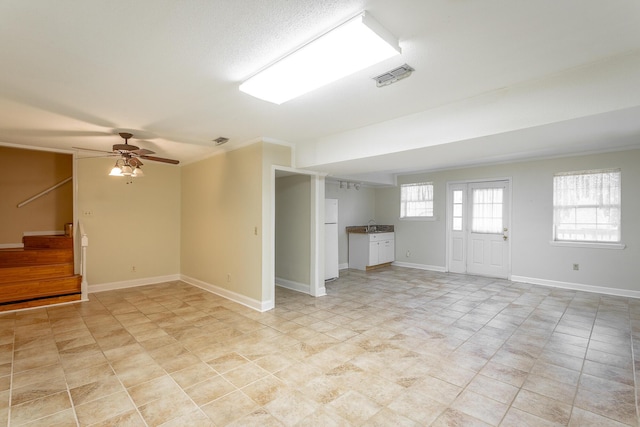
[{"left": 2, "top": 1, "right": 640, "bottom": 185}]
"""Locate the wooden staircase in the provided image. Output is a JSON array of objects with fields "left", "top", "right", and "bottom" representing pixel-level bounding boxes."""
[{"left": 0, "top": 235, "right": 82, "bottom": 311}]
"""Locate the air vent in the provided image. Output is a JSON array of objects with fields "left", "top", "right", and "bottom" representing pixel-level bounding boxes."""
[
  {"left": 213, "top": 137, "right": 229, "bottom": 146},
  {"left": 373, "top": 64, "right": 414, "bottom": 87}
]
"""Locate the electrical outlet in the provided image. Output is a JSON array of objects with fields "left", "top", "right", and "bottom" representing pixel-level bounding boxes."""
[
  {"left": 573, "top": 264, "right": 579, "bottom": 271},
  {"left": 131, "top": 266, "right": 136, "bottom": 273},
  {"left": 227, "top": 273, "right": 231, "bottom": 282},
  {"left": 406, "top": 250, "right": 411, "bottom": 258},
  {"left": 254, "top": 226, "right": 258, "bottom": 235}
]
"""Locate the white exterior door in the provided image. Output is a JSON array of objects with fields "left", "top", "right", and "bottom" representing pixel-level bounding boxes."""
[{"left": 447, "top": 180, "right": 511, "bottom": 279}]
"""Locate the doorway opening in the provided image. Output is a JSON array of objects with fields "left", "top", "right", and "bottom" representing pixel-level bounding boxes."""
[
  {"left": 446, "top": 179, "right": 511, "bottom": 279},
  {"left": 272, "top": 167, "right": 326, "bottom": 309}
]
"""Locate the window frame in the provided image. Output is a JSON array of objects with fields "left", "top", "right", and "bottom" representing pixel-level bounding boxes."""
[
  {"left": 400, "top": 182, "right": 435, "bottom": 220},
  {"left": 551, "top": 168, "right": 625, "bottom": 249}
]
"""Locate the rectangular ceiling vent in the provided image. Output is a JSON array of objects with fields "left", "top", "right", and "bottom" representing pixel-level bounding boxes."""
[
  {"left": 214, "top": 137, "right": 229, "bottom": 146},
  {"left": 373, "top": 64, "right": 414, "bottom": 87}
]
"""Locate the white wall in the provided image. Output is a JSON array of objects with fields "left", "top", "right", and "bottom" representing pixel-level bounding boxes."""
[
  {"left": 275, "top": 174, "right": 311, "bottom": 290},
  {"left": 325, "top": 181, "right": 376, "bottom": 267},
  {"left": 376, "top": 185, "right": 444, "bottom": 269},
  {"left": 181, "top": 141, "right": 291, "bottom": 310},
  {"left": 374, "top": 149, "right": 640, "bottom": 294},
  {"left": 77, "top": 157, "right": 181, "bottom": 287},
  {"left": 181, "top": 144, "right": 263, "bottom": 302}
]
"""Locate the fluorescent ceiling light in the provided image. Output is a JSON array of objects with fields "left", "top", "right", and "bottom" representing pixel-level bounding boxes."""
[{"left": 239, "top": 11, "right": 400, "bottom": 104}]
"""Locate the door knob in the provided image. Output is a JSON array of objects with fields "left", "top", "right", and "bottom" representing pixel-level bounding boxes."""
[{"left": 503, "top": 235, "right": 508, "bottom": 241}]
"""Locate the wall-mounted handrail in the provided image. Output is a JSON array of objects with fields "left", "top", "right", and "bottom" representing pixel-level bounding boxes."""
[{"left": 17, "top": 177, "right": 72, "bottom": 208}]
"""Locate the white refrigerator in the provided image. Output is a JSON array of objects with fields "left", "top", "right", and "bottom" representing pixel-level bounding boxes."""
[{"left": 325, "top": 199, "right": 339, "bottom": 281}]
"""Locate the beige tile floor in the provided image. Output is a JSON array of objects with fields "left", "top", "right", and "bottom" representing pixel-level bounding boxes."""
[{"left": 0, "top": 267, "right": 639, "bottom": 426}]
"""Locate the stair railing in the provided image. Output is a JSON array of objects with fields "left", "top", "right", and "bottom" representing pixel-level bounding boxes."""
[
  {"left": 78, "top": 220, "right": 89, "bottom": 300},
  {"left": 17, "top": 177, "right": 72, "bottom": 208}
]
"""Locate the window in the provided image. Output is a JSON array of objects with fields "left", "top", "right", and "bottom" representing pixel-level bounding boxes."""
[
  {"left": 400, "top": 182, "right": 433, "bottom": 218},
  {"left": 452, "top": 190, "right": 463, "bottom": 231},
  {"left": 553, "top": 169, "right": 621, "bottom": 242},
  {"left": 471, "top": 188, "right": 503, "bottom": 233}
]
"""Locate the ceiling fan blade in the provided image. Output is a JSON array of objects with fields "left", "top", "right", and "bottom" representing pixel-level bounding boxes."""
[
  {"left": 140, "top": 155, "right": 180, "bottom": 165},
  {"left": 76, "top": 154, "right": 119, "bottom": 159},
  {"left": 72, "top": 146, "right": 115, "bottom": 154},
  {"left": 130, "top": 148, "right": 155, "bottom": 155}
]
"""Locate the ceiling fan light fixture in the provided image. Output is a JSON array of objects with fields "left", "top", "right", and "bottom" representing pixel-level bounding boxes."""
[
  {"left": 120, "top": 165, "right": 133, "bottom": 176},
  {"left": 109, "top": 163, "right": 123, "bottom": 176},
  {"left": 239, "top": 11, "right": 400, "bottom": 104},
  {"left": 90, "top": 132, "right": 179, "bottom": 179}
]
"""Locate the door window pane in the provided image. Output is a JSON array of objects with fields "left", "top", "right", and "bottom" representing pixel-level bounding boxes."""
[
  {"left": 471, "top": 188, "right": 503, "bottom": 233},
  {"left": 452, "top": 189, "right": 463, "bottom": 231}
]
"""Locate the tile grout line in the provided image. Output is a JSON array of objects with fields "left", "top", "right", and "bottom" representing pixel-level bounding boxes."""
[
  {"left": 115, "top": 293, "right": 270, "bottom": 426},
  {"left": 7, "top": 314, "right": 15, "bottom": 427},
  {"left": 452, "top": 280, "right": 526, "bottom": 426},
  {"left": 556, "top": 291, "right": 595, "bottom": 425},
  {"left": 60, "top": 307, "right": 100, "bottom": 426},
  {"left": 493, "top": 282, "right": 570, "bottom": 426},
  {"left": 176, "top": 356, "right": 249, "bottom": 423},
  {"left": 55, "top": 307, "right": 82, "bottom": 427},
  {"left": 119, "top": 295, "right": 189, "bottom": 427},
  {"left": 77, "top": 297, "right": 149, "bottom": 427},
  {"left": 10, "top": 310, "right": 79, "bottom": 426},
  {"left": 627, "top": 301, "right": 639, "bottom": 425}
]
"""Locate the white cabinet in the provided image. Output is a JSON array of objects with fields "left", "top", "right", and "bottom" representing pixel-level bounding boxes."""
[
  {"left": 349, "top": 232, "right": 395, "bottom": 270},
  {"left": 368, "top": 241, "right": 379, "bottom": 266},
  {"left": 380, "top": 238, "right": 395, "bottom": 264}
]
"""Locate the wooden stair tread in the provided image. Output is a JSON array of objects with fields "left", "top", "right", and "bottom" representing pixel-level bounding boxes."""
[
  {"left": 0, "top": 275, "right": 81, "bottom": 304},
  {"left": 23, "top": 235, "right": 73, "bottom": 249},
  {"left": 0, "top": 248, "right": 73, "bottom": 267},
  {"left": 0, "top": 263, "right": 75, "bottom": 284},
  {"left": 0, "top": 234, "right": 81, "bottom": 311}
]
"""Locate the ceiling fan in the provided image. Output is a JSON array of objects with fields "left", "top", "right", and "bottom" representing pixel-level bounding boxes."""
[{"left": 74, "top": 132, "right": 179, "bottom": 178}]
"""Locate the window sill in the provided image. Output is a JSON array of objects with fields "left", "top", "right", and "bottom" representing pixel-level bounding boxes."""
[
  {"left": 400, "top": 216, "right": 438, "bottom": 222},
  {"left": 549, "top": 241, "right": 626, "bottom": 250}
]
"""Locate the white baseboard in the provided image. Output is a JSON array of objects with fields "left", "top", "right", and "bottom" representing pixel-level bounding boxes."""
[
  {"left": 88, "top": 274, "right": 181, "bottom": 293},
  {"left": 276, "top": 277, "right": 310, "bottom": 294},
  {"left": 510, "top": 275, "right": 640, "bottom": 299},
  {"left": 0, "top": 243, "right": 23, "bottom": 249},
  {"left": 181, "top": 275, "right": 273, "bottom": 312},
  {"left": 339, "top": 263, "right": 349, "bottom": 270},
  {"left": 392, "top": 261, "right": 447, "bottom": 272},
  {"left": 314, "top": 286, "right": 327, "bottom": 297}
]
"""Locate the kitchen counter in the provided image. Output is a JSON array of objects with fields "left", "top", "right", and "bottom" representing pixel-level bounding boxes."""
[{"left": 346, "top": 225, "right": 394, "bottom": 234}]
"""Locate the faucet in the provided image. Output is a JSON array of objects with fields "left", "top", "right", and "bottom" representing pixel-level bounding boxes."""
[{"left": 366, "top": 219, "right": 377, "bottom": 233}]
